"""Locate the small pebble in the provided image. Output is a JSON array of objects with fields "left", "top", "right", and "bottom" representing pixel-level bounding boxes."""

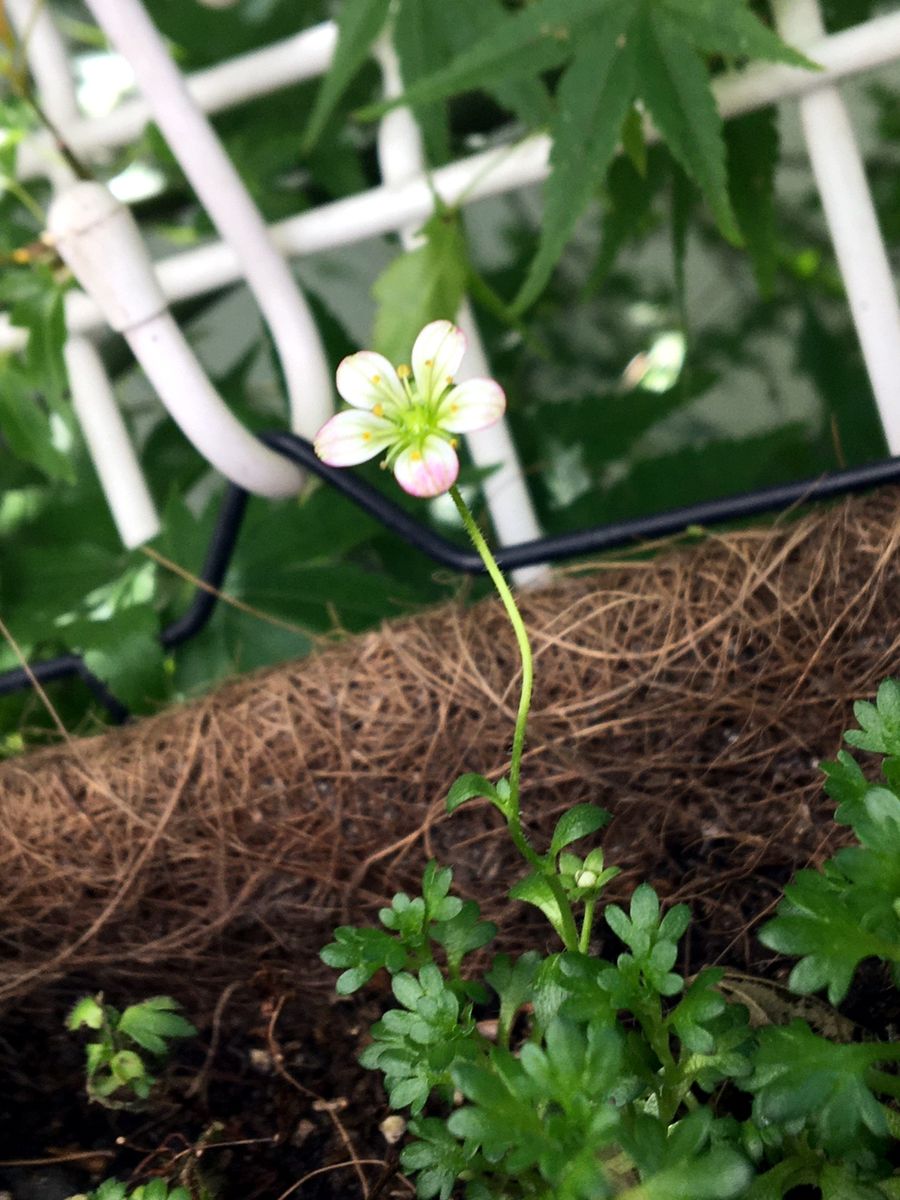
[{"left": 379, "top": 1115, "right": 406, "bottom": 1145}]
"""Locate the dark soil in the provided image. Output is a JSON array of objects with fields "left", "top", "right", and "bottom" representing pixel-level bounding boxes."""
[{"left": 1, "top": 912, "right": 898, "bottom": 1200}]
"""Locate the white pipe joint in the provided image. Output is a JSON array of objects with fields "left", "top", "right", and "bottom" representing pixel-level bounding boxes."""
[
  {"left": 48, "top": 182, "right": 303, "bottom": 497},
  {"left": 49, "top": 182, "right": 167, "bottom": 332}
]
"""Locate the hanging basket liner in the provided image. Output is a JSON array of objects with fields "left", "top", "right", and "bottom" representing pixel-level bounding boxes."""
[{"left": 1, "top": 489, "right": 899, "bottom": 1014}]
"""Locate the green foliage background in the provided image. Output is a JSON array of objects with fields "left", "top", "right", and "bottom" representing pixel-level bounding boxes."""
[{"left": 0, "top": 0, "right": 897, "bottom": 748}]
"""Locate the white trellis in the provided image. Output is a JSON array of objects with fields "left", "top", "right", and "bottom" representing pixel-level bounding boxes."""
[{"left": 6, "top": 0, "right": 900, "bottom": 557}]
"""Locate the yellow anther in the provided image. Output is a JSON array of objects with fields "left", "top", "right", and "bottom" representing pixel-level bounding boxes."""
[
  {"left": 445, "top": 375, "right": 453, "bottom": 385},
  {"left": 424, "top": 358, "right": 434, "bottom": 367},
  {"left": 372, "top": 403, "right": 384, "bottom": 417},
  {"left": 397, "top": 364, "right": 412, "bottom": 380},
  {"left": 371, "top": 373, "right": 382, "bottom": 384},
  {"left": 450, "top": 438, "right": 459, "bottom": 449},
  {"left": 411, "top": 450, "right": 422, "bottom": 461},
  {"left": 450, "top": 404, "right": 459, "bottom": 414},
  {"left": 362, "top": 432, "right": 371, "bottom": 441}
]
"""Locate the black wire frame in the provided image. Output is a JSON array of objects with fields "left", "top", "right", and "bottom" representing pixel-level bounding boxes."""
[{"left": 3, "top": 429, "right": 900, "bottom": 724}]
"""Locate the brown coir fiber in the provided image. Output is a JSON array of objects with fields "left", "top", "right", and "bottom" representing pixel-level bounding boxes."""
[{"left": 2, "top": 489, "right": 900, "bottom": 1014}]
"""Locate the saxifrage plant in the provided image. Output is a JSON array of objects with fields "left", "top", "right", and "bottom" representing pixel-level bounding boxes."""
[{"left": 319, "top": 323, "right": 900, "bottom": 1199}]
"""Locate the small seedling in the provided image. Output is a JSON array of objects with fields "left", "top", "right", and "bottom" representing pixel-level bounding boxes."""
[
  {"left": 67, "top": 994, "right": 196, "bottom": 1108},
  {"left": 75, "top": 1178, "right": 191, "bottom": 1200}
]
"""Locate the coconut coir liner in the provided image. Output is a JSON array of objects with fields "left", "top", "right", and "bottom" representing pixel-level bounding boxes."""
[{"left": 2, "top": 489, "right": 900, "bottom": 1013}]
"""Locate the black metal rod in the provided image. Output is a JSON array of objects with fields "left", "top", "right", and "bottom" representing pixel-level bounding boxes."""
[
  {"left": 265, "top": 433, "right": 900, "bottom": 571},
  {"left": 161, "top": 483, "right": 249, "bottom": 649},
  {"left": 3, "top": 428, "right": 900, "bottom": 725}
]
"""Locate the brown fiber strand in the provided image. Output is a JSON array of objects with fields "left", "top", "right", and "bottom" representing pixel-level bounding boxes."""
[{"left": 1, "top": 490, "right": 899, "bottom": 1023}]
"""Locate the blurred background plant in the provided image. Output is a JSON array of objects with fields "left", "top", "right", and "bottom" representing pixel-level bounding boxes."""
[{"left": 0, "top": 0, "right": 896, "bottom": 751}]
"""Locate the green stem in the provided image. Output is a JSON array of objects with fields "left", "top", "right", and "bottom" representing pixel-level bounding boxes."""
[
  {"left": 449, "top": 485, "right": 579, "bottom": 952},
  {"left": 449, "top": 485, "right": 534, "bottom": 830},
  {"left": 579, "top": 897, "right": 598, "bottom": 954}
]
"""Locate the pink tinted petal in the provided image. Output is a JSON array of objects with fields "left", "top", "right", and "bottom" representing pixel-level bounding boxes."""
[
  {"left": 411, "top": 321, "right": 466, "bottom": 401},
  {"left": 314, "top": 410, "right": 395, "bottom": 466},
  {"left": 393, "top": 436, "right": 459, "bottom": 498},
  {"left": 437, "top": 378, "right": 506, "bottom": 433},
  {"left": 336, "top": 351, "right": 405, "bottom": 410}
]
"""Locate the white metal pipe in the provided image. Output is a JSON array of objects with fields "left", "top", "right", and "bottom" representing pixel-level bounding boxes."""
[
  {"left": 6, "top": 9, "right": 900, "bottom": 353},
  {"left": 774, "top": 0, "right": 900, "bottom": 453},
  {"left": 81, "top": 0, "right": 333, "bottom": 439},
  {"left": 373, "top": 32, "right": 546, "bottom": 583},
  {"left": 5, "top": 0, "right": 79, "bottom": 125},
  {"left": 48, "top": 181, "right": 302, "bottom": 496},
  {"left": 64, "top": 337, "right": 161, "bottom": 547},
  {"left": 16, "top": 21, "right": 339, "bottom": 180},
  {"left": 125, "top": 312, "right": 302, "bottom": 495},
  {"left": 5, "top": 0, "right": 79, "bottom": 191}
]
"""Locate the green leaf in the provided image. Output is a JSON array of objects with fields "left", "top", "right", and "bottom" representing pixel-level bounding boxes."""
[
  {"left": 726, "top": 109, "right": 780, "bottom": 297},
  {"left": 372, "top": 210, "right": 468, "bottom": 364},
  {"left": 621, "top": 104, "right": 648, "bottom": 176},
  {"left": 399, "top": 0, "right": 552, "bottom": 132},
  {"left": 635, "top": 7, "right": 741, "bottom": 244},
  {"left": 71, "top": 605, "right": 167, "bottom": 712},
  {"left": 68, "top": 995, "right": 105, "bottom": 1031},
  {"left": 303, "top": 0, "right": 391, "bottom": 151},
  {"left": 485, "top": 952, "right": 540, "bottom": 1042},
  {"left": 630, "top": 1144, "right": 752, "bottom": 1199},
  {"left": 509, "top": 871, "right": 569, "bottom": 942},
  {"left": 668, "top": 968, "right": 726, "bottom": 1055},
  {"left": 431, "top": 900, "right": 496, "bottom": 971},
  {"left": 549, "top": 803, "right": 611, "bottom": 857},
  {"left": 358, "top": 0, "right": 598, "bottom": 118},
  {"left": 118, "top": 996, "right": 196, "bottom": 1056},
  {"left": 110, "top": 1049, "right": 147, "bottom": 1085},
  {"left": 662, "top": 0, "right": 816, "bottom": 67},
  {"left": 745, "top": 1021, "right": 889, "bottom": 1154},
  {"left": 821, "top": 750, "right": 870, "bottom": 823},
  {"left": 759, "top": 782, "right": 900, "bottom": 1004},
  {"left": 0, "top": 361, "right": 74, "bottom": 481},
  {"left": 845, "top": 680, "right": 900, "bottom": 755},
  {"left": 402, "top": 1118, "right": 470, "bottom": 1200},
  {"left": 513, "top": 7, "right": 637, "bottom": 314},
  {"left": 446, "top": 771, "right": 505, "bottom": 815},
  {"left": 321, "top": 924, "right": 409, "bottom": 993}
]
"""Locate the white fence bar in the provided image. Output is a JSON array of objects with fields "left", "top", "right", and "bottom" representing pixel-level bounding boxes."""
[
  {"left": 81, "top": 0, "right": 334, "bottom": 439},
  {"left": 16, "top": 22, "right": 338, "bottom": 180},
  {"left": 64, "top": 337, "right": 161, "bottom": 547},
  {"left": 373, "top": 33, "right": 547, "bottom": 582},
  {"left": 774, "top": 0, "right": 900, "bottom": 453}
]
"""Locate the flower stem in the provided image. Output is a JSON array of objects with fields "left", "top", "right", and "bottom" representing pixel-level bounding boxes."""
[
  {"left": 449, "top": 485, "right": 533, "bottom": 830},
  {"left": 449, "top": 486, "right": 579, "bottom": 951}
]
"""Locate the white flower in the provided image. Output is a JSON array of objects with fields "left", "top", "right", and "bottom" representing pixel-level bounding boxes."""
[{"left": 314, "top": 320, "right": 506, "bottom": 498}]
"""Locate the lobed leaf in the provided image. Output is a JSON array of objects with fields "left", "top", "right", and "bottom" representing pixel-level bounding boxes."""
[
  {"left": 303, "top": 0, "right": 391, "bottom": 151},
  {"left": 745, "top": 1021, "right": 889, "bottom": 1154}
]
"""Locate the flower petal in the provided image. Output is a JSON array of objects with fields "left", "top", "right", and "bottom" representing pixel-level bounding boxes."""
[
  {"left": 411, "top": 321, "right": 466, "bottom": 401},
  {"left": 336, "top": 351, "right": 406, "bottom": 411},
  {"left": 393, "top": 436, "right": 459, "bottom": 498},
  {"left": 314, "top": 410, "right": 396, "bottom": 466},
  {"left": 437, "top": 378, "right": 506, "bottom": 433}
]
